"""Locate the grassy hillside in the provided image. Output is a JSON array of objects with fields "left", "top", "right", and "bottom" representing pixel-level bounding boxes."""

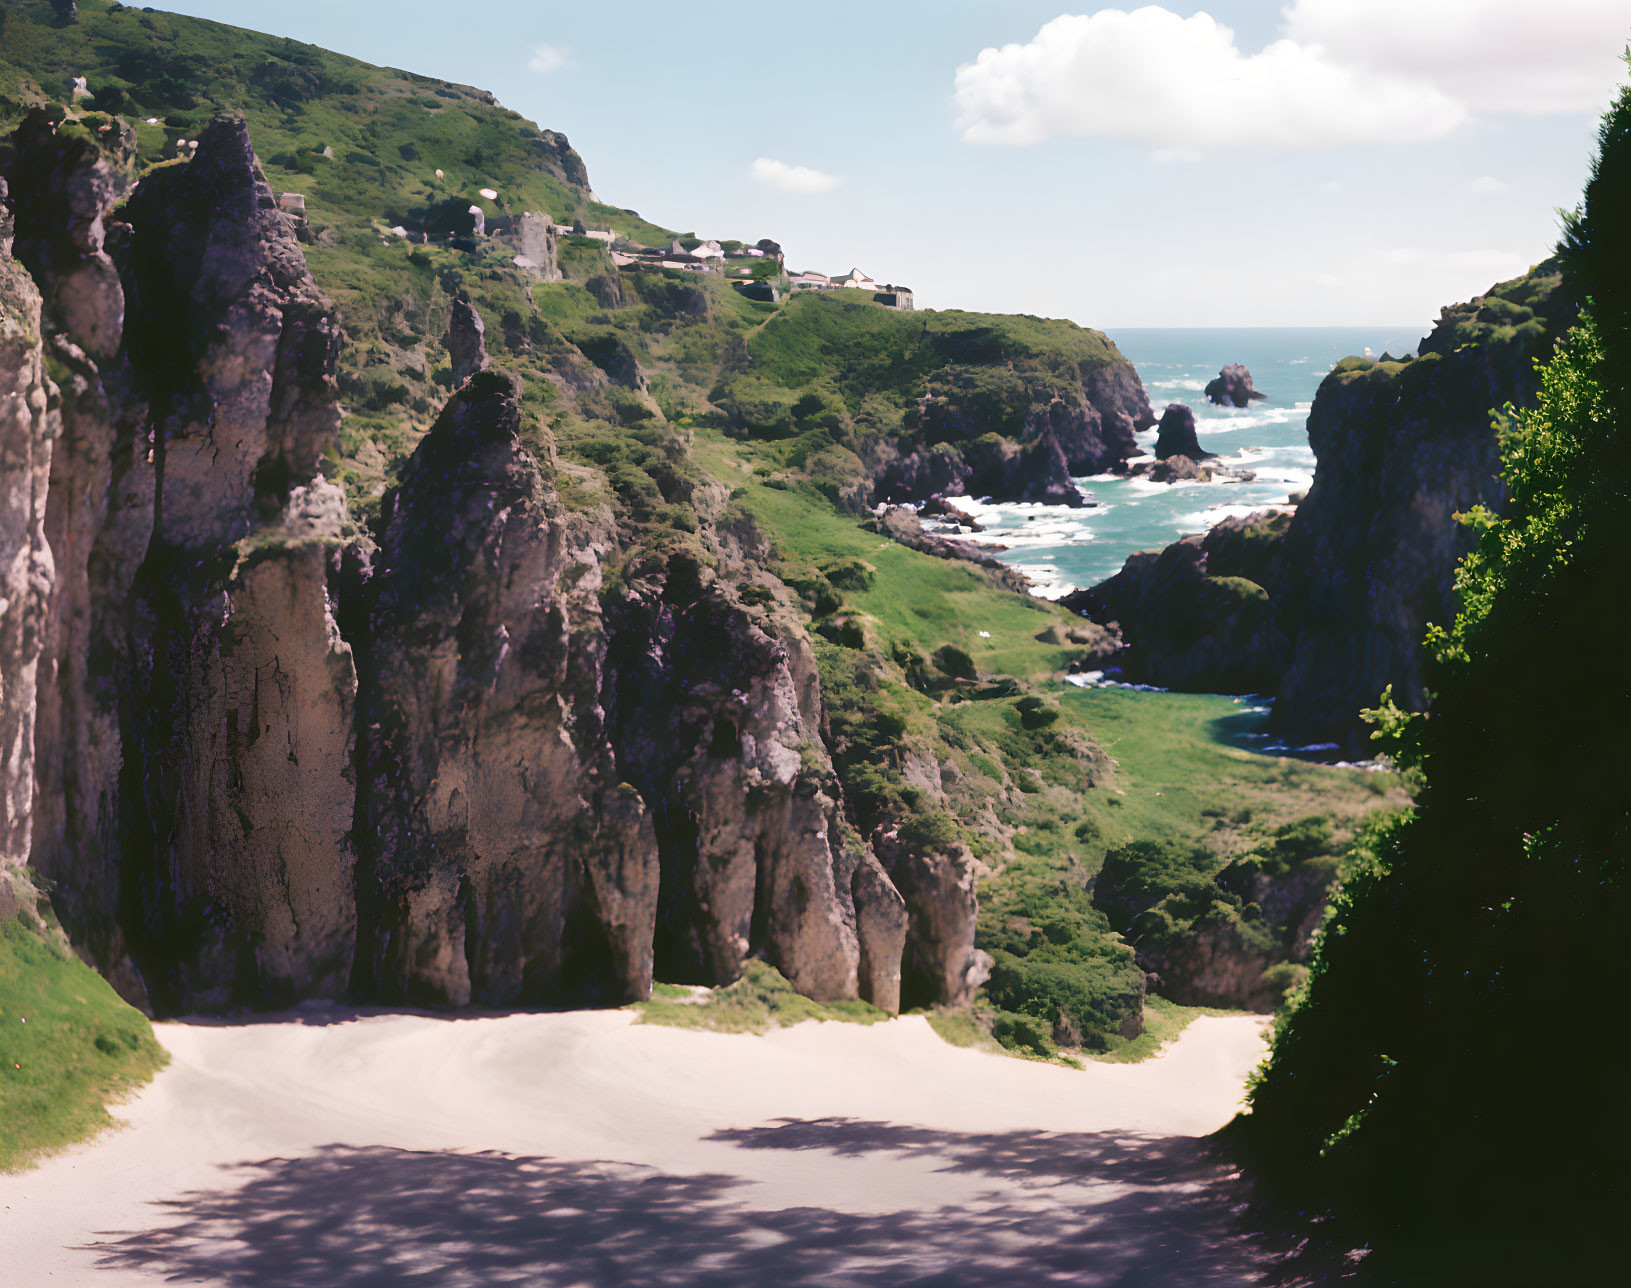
[
  {"left": 708, "top": 448, "right": 1406, "bottom": 1057},
  {"left": 718, "top": 291, "right": 1130, "bottom": 443},
  {"left": 0, "top": 899, "right": 166, "bottom": 1171},
  {"left": 0, "top": 1, "right": 1410, "bottom": 1060}
]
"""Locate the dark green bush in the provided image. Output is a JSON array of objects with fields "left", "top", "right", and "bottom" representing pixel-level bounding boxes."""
[{"left": 1092, "top": 840, "right": 1216, "bottom": 932}]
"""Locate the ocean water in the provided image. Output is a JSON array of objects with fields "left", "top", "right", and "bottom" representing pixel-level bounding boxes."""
[{"left": 953, "top": 327, "right": 1426, "bottom": 596}]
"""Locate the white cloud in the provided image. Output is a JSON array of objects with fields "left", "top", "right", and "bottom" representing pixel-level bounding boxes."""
[
  {"left": 1468, "top": 175, "right": 1509, "bottom": 194},
  {"left": 750, "top": 157, "right": 845, "bottom": 194},
  {"left": 953, "top": 9, "right": 1465, "bottom": 150},
  {"left": 528, "top": 43, "right": 569, "bottom": 74},
  {"left": 1284, "top": 0, "right": 1629, "bottom": 116},
  {"left": 954, "top": 2, "right": 1628, "bottom": 154}
]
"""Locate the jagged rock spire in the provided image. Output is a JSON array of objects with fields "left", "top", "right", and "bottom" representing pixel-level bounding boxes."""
[{"left": 445, "top": 297, "right": 489, "bottom": 387}]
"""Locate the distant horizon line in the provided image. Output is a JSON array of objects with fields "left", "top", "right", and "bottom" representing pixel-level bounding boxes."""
[{"left": 1101, "top": 323, "right": 1421, "bottom": 331}]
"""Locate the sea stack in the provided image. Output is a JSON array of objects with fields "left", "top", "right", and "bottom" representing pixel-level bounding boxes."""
[
  {"left": 1154, "top": 403, "right": 1213, "bottom": 460},
  {"left": 1205, "top": 364, "right": 1266, "bottom": 408}
]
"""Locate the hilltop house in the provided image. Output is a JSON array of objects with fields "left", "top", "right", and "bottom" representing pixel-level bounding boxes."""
[
  {"left": 789, "top": 271, "right": 832, "bottom": 292},
  {"left": 672, "top": 238, "right": 726, "bottom": 260},
  {"left": 833, "top": 268, "right": 877, "bottom": 291},
  {"left": 873, "top": 285, "right": 914, "bottom": 311}
]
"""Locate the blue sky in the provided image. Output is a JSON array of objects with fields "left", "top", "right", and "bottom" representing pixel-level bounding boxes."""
[{"left": 157, "top": 2, "right": 1627, "bottom": 329}]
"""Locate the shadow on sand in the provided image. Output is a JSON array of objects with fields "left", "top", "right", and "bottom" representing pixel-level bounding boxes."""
[{"left": 88, "top": 1121, "right": 1268, "bottom": 1285}]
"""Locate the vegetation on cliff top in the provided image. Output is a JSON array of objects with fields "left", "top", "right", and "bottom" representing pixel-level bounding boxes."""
[
  {"left": 1240, "top": 63, "right": 1631, "bottom": 1279},
  {"left": 0, "top": 906, "right": 166, "bottom": 1171}
]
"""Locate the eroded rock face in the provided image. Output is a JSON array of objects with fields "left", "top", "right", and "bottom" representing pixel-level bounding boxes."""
[
  {"left": 0, "top": 187, "right": 57, "bottom": 873},
  {"left": 1141, "top": 454, "right": 1211, "bottom": 484},
  {"left": 605, "top": 564, "right": 868, "bottom": 1002},
  {"left": 1080, "top": 263, "right": 1576, "bottom": 751},
  {"left": 1205, "top": 364, "right": 1265, "bottom": 408},
  {"left": 445, "top": 298, "right": 489, "bottom": 387},
  {"left": 1, "top": 113, "right": 932, "bottom": 1019},
  {"left": 2, "top": 110, "right": 130, "bottom": 362},
  {"left": 4, "top": 114, "right": 146, "bottom": 997},
  {"left": 513, "top": 212, "right": 560, "bottom": 280},
  {"left": 1273, "top": 264, "right": 1576, "bottom": 749},
  {"left": 356, "top": 371, "right": 658, "bottom": 1007},
  {"left": 878, "top": 838, "right": 989, "bottom": 1008},
  {"left": 110, "top": 118, "right": 356, "bottom": 1010}
]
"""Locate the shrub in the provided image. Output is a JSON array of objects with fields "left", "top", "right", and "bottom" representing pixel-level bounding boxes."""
[
  {"left": 1092, "top": 840, "right": 1216, "bottom": 932},
  {"left": 990, "top": 1009, "right": 1056, "bottom": 1058}
]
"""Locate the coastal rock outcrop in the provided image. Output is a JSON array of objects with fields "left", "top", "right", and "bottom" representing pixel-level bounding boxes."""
[
  {"left": 1062, "top": 510, "right": 1291, "bottom": 693},
  {"left": 3, "top": 112, "right": 141, "bottom": 996},
  {"left": 1205, "top": 364, "right": 1265, "bottom": 408},
  {"left": 2, "top": 114, "right": 359, "bottom": 1009},
  {"left": 868, "top": 355, "right": 1153, "bottom": 508},
  {"left": 604, "top": 564, "right": 876, "bottom": 1003},
  {"left": 1140, "top": 454, "right": 1211, "bottom": 484},
  {"left": 1153, "top": 403, "right": 1212, "bottom": 460},
  {"left": 1075, "top": 261, "right": 1576, "bottom": 751},
  {"left": 512, "top": 211, "right": 560, "bottom": 280},
  {"left": 1273, "top": 262, "right": 1576, "bottom": 748},
  {"left": 862, "top": 506, "right": 1033, "bottom": 595},
  {"left": 879, "top": 838, "right": 988, "bottom": 1007}
]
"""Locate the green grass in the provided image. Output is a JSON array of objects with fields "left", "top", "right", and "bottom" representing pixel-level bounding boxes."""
[
  {"left": 698, "top": 436, "right": 1079, "bottom": 679},
  {"left": 0, "top": 911, "right": 167, "bottom": 1172},
  {"left": 748, "top": 293, "right": 1124, "bottom": 391},
  {"left": 716, "top": 292, "right": 1136, "bottom": 441},
  {"left": 634, "top": 961, "right": 890, "bottom": 1035},
  {"left": 1086, "top": 995, "right": 1250, "bottom": 1064},
  {"left": 1057, "top": 686, "right": 1403, "bottom": 852},
  {"left": 699, "top": 461, "right": 1409, "bottom": 1055}
]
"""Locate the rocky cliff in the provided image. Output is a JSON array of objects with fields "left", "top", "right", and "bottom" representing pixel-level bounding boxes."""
[
  {"left": 872, "top": 358, "right": 1153, "bottom": 508},
  {"left": 716, "top": 296, "right": 1155, "bottom": 512},
  {"left": 0, "top": 111, "right": 959, "bottom": 1017},
  {"left": 1272, "top": 262, "right": 1575, "bottom": 747},
  {"left": 1069, "top": 263, "right": 1575, "bottom": 752},
  {"left": 0, "top": 177, "right": 55, "bottom": 880},
  {"left": 1063, "top": 511, "right": 1290, "bottom": 694}
]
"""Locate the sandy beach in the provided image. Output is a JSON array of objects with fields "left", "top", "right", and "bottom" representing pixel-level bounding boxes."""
[{"left": 0, "top": 1009, "right": 1271, "bottom": 1285}]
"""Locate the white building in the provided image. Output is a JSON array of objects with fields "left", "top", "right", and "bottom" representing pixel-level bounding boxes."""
[
  {"left": 672, "top": 238, "right": 726, "bottom": 260},
  {"left": 833, "top": 268, "right": 877, "bottom": 291},
  {"left": 789, "top": 272, "right": 833, "bottom": 292}
]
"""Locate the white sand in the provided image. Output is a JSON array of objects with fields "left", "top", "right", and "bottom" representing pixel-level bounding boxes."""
[{"left": 0, "top": 1008, "right": 1271, "bottom": 1285}]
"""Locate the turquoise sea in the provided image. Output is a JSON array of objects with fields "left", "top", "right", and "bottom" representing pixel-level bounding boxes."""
[{"left": 954, "top": 327, "right": 1426, "bottom": 596}]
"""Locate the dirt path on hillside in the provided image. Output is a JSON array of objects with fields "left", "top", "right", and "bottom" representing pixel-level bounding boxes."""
[{"left": 0, "top": 1009, "right": 1272, "bottom": 1286}]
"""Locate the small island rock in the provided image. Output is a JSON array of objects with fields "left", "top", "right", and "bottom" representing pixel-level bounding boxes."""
[
  {"left": 1205, "top": 364, "right": 1266, "bottom": 408},
  {"left": 1154, "top": 403, "right": 1214, "bottom": 460}
]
